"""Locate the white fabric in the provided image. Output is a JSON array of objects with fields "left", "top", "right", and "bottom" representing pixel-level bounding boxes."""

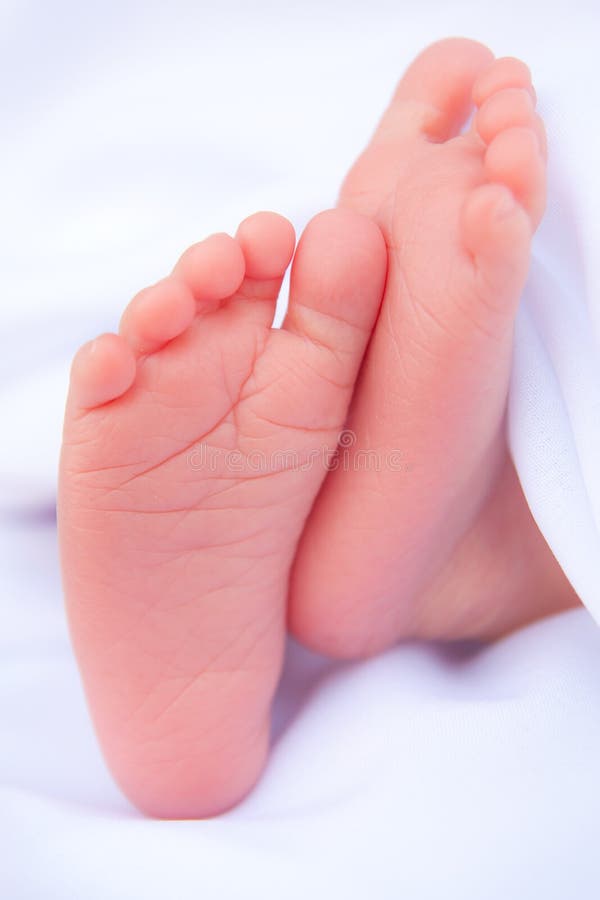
[{"left": 1, "top": 0, "right": 600, "bottom": 896}]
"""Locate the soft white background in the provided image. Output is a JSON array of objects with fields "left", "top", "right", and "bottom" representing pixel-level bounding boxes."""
[{"left": 1, "top": 1, "right": 599, "bottom": 897}]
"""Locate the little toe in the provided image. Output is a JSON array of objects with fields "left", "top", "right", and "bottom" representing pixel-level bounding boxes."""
[
  {"left": 119, "top": 277, "right": 196, "bottom": 354},
  {"left": 485, "top": 125, "right": 546, "bottom": 226},
  {"left": 462, "top": 183, "right": 532, "bottom": 311},
  {"left": 172, "top": 232, "right": 246, "bottom": 309},
  {"left": 68, "top": 333, "right": 136, "bottom": 411},
  {"left": 475, "top": 86, "right": 547, "bottom": 159},
  {"left": 376, "top": 37, "right": 494, "bottom": 143},
  {"left": 473, "top": 56, "right": 536, "bottom": 107}
]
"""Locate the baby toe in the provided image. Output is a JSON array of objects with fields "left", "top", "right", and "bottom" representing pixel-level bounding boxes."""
[
  {"left": 462, "top": 183, "right": 532, "bottom": 306},
  {"left": 484, "top": 125, "right": 546, "bottom": 227},
  {"left": 68, "top": 333, "right": 136, "bottom": 411}
]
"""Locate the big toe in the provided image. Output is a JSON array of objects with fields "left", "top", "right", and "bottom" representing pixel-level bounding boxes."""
[
  {"left": 340, "top": 38, "right": 494, "bottom": 216},
  {"left": 283, "top": 209, "right": 387, "bottom": 344},
  {"left": 374, "top": 37, "right": 494, "bottom": 144},
  {"left": 234, "top": 207, "right": 387, "bottom": 496},
  {"left": 280, "top": 209, "right": 388, "bottom": 405}
]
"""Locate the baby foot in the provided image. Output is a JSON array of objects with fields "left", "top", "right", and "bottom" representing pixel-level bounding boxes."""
[
  {"left": 59, "top": 209, "right": 386, "bottom": 817},
  {"left": 290, "top": 39, "right": 577, "bottom": 656}
]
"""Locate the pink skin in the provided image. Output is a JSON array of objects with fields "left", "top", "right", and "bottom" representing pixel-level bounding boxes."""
[
  {"left": 59, "top": 38, "right": 578, "bottom": 820},
  {"left": 59, "top": 209, "right": 387, "bottom": 818},
  {"left": 290, "top": 39, "right": 577, "bottom": 655}
]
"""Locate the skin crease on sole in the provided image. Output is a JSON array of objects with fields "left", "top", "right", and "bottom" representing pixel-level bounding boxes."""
[{"left": 58, "top": 38, "right": 579, "bottom": 820}]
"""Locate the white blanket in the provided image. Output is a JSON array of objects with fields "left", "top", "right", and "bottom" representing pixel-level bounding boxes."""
[{"left": 1, "top": 1, "right": 599, "bottom": 896}]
